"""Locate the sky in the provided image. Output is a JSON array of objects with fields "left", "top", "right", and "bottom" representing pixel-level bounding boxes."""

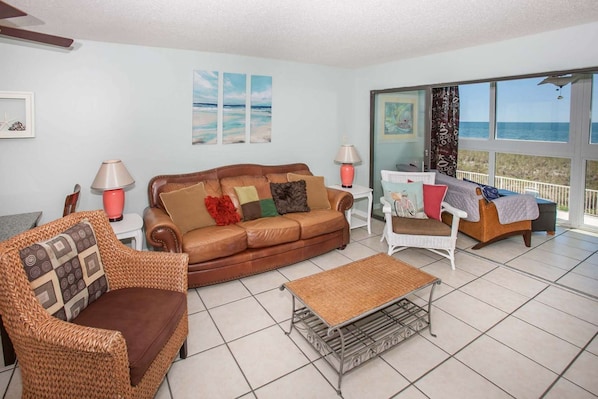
[{"left": 459, "top": 76, "right": 580, "bottom": 123}]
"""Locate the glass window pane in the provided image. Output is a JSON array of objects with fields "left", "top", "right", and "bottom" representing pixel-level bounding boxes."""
[
  {"left": 585, "top": 160, "right": 598, "bottom": 227},
  {"left": 496, "top": 77, "right": 570, "bottom": 142},
  {"left": 495, "top": 153, "right": 571, "bottom": 221},
  {"left": 459, "top": 83, "right": 490, "bottom": 139},
  {"left": 592, "top": 74, "right": 598, "bottom": 144},
  {"left": 456, "top": 150, "right": 489, "bottom": 184}
]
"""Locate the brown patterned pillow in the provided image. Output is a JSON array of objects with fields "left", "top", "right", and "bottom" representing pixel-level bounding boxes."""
[
  {"left": 19, "top": 220, "right": 109, "bottom": 321},
  {"left": 270, "top": 181, "right": 310, "bottom": 214}
]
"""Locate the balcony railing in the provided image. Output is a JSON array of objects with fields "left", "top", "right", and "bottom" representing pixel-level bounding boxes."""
[{"left": 456, "top": 171, "right": 598, "bottom": 216}]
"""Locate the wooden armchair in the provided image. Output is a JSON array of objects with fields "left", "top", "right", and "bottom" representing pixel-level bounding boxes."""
[{"left": 0, "top": 210, "right": 189, "bottom": 399}]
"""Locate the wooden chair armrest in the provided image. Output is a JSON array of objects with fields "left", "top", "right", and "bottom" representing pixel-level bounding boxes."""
[{"left": 143, "top": 207, "right": 183, "bottom": 253}]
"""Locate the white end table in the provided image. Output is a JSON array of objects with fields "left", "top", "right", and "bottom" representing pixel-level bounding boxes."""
[
  {"left": 329, "top": 184, "right": 373, "bottom": 234},
  {"left": 110, "top": 213, "right": 144, "bottom": 250}
]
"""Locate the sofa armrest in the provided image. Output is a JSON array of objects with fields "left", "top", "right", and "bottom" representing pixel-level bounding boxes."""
[
  {"left": 327, "top": 187, "right": 354, "bottom": 213},
  {"left": 143, "top": 207, "right": 183, "bottom": 253}
]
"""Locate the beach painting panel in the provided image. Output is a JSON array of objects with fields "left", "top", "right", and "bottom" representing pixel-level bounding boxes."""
[
  {"left": 250, "top": 75, "right": 272, "bottom": 143},
  {"left": 223, "top": 73, "right": 247, "bottom": 144},
  {"left": 192, "top": 70, "right": 218, "bottom": 145}
]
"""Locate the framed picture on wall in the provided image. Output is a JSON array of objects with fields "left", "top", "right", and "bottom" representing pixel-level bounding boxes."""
[
  {"left": 376, "top": 94, "right": 418, "bottom": 142},
  {"left": 0, "top": 92, "right": 34, "bottom": 139}
]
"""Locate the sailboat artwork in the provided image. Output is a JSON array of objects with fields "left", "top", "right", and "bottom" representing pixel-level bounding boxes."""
[{"left": 385, "top": 101, "right": 413, "bottom": 135}]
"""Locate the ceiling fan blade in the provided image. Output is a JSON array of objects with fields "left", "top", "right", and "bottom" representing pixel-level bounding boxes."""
[
  {"left": 0, "top": 1, "right": 26, "bottom": 19},
  {"left": 0, "top": 25, "right": 73, "bottom": 47}
]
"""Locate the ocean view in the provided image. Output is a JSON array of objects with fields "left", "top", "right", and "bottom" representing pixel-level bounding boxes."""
[{"left": 460, "top": 121, "right": 598, "bottom": 143}]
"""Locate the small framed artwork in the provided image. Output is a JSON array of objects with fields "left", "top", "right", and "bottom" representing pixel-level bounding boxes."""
[
  {"left": 0, "top": 91, "right": 34, "bottom": 138},
  {"left": 377, "top": 94, "right": 417, "bottom": 142}
]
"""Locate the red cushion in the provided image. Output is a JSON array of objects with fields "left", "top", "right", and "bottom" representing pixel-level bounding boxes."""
[
  {"left": 423, "top": 184, "right": 448, "bottom": 220},
  {"left": 205, "top": 195, "right": 241, "bottom": 225}
]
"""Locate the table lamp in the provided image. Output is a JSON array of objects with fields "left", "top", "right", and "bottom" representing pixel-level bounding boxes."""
[
  {"left": 334, "top": 144, "right": 362, "bottom": 188},
  {"left": 91, "top": 160, "right": 135, "bottom": 222}
]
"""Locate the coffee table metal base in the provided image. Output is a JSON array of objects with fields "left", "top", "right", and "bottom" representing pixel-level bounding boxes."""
[{"left": 283, "top": 280, "right": 439, "bottom": 395}]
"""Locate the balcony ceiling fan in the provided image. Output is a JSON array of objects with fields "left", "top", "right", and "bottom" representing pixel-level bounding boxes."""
[{"left": 0, "top": 1, "right": 73, "bottom": 48}]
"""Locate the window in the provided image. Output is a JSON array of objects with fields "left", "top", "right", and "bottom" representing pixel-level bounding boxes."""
[
  {"left": 496, "top": 77, "right": 570, "bottom": 142},
  {"left": 459, "top": 83, "right": 490, "bottom": 139},
  {"left": 456, "top": 150, "right": 489, "bottom": 184},
  {"left": 592, "top": 74, "right": 598, "bottom": 144}
]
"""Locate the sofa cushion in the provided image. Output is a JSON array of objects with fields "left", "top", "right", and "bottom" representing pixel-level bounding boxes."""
[
  {"left": 381, "top": 180, "right": 427, "bottom": 219},
  {"left": 287, "top": 173, "right": 331, "bottom": 210},
  {"left": 266, "top": 169, "right": 310, "bottom": 183},
  {"left": 160, "top": 182, "right": 216, "bottom": 234},
  {"left": 391, "top": 216, "right": 451, "bottom": 236},
  {"left": 237, "top": 216, "right": 301, "bottom": 248},
  {"left": 234, "top": 185, "right": 278, "bottom": 221},
  {"left": 72, "top": 287, "right": 186, "bottom": 387},
  {"left": 205, "top": 195, "right": 241, "bottom": 225},
  {"left": 159, "top": 179, "right": 221, "bottom": 209},
  {"left": 183, "top": 224, "right": 248, "bottom": 263},
  {"left": 270, "top": 181, "right": 310, "bottom": 214},
  {"left": 19, "top": 220, "right": 109, "bottom": 321},
  {"left": 282, "top": 209, "right": 347, "bottom": 239}
]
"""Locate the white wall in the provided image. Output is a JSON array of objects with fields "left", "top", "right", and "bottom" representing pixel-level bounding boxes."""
[
  {"left": 0, "top": 40, "right": 352, "bottom": 223},
  {"left": 349, "top": 22, "right": 598, "bottom": 188}
]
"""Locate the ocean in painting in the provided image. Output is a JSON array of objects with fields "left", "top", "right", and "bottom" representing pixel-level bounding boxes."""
[
  {"left": 223, "top": 104, "right": 246, "bottom": 144},
  {"left": 250, "top": 105, "right": 272, "bottom": 143},
  {"left": 460, "top": 121, "right": 598, "bottom": 143},
  {"left": 192, "top": 103, "right": 217, "bottom": 144}
]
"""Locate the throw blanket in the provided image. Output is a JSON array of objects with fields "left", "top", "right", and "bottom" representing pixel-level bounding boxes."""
[
  {"left": 492, "top": 195, "right": 539, "bottom": 224},
  {"left": 434, "top": 173, "right": 482, "bottom": 222}
]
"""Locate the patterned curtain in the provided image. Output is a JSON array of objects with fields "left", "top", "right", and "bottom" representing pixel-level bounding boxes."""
[{"left": 430, "top": 87, "right": 460, "bottom": 177}]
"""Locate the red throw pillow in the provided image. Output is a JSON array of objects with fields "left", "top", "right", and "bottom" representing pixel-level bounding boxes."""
[
  {"left": 423, "top": 184, "right": 448, "bottom": 220},
  {"left": 204, "top": 195, "right": 241, "bottom": 226}
]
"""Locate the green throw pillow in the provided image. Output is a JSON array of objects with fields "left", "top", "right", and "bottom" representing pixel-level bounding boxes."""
[{"left": 234, "top": 185, "right": 279, "bottom": 221}]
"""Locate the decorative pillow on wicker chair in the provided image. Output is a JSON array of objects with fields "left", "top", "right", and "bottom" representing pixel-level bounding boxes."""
[
  {"left": 234, "top": 185, "right": 279, "bottom": 221},
  {"left": 270, "top": 181, "right": 310, "bottom": 214},
  {"left": 205, "top": 195, "right": 241, "bottom": 225},
  {"left": 19, "top": 220, "right": 109, "bottom": 321},
  {"left": 381, "top": 180, "right": 427, "bottom": 219},
  {"left": 159, "top": 182, "right": 216, "bottom": 234},
  {"left": 287, "top": 173, "right": 330, "bottom": 210},
  {"left": 423, "top": 184, "right": 448, "bottom": 221}
]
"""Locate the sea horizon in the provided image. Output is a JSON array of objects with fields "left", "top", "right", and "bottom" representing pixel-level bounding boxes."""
[{"left": 460, "top": 121, "right": 598, "bottom": 143}]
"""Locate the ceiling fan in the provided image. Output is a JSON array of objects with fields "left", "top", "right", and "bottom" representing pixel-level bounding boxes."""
[{"left": 0, "top": 1, "right": 73, "bottom": 48}]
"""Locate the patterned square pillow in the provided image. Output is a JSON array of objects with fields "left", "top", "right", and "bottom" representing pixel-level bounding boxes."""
[
  {"left": 234, "top": 185, "right": 279, "bottom": 221},
  {"left": 19, "top": 220, "right": 109, "bottom": 321},
  {"left": 270, "top": 181, "right": 310, "bottom": 214},
  {"left": 381, "top": 180, "right": 427, "bottom": 219},
  {"left": 204, "top": 195, "right": 241, "bottom": 225}
]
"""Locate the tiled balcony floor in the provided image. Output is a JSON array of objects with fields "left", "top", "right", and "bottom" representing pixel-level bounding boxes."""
[{"left": 1, "top": 219, "right": 597, "bottom": 398}]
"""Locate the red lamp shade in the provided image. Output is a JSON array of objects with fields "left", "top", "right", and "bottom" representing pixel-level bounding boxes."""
[
  {"left": 334, "top": 144, "right": 361, "bottom": 188},
  {"left": 91, "top": 160, "right": 135, "bottom": 222}
]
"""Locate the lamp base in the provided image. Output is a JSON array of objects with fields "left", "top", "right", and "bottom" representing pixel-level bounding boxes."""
[
  {"left": 340, "top": 163, "right": 355, "bottom": 189},
  {"left": 103, "top": 188, "right": 125, "bottom": 222}
]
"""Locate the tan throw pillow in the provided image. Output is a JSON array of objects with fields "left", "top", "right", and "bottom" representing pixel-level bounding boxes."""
[
  {"left": 160, "top": 182, "right": 216, "bottom": 234},
  {"left": 287, "top": 173, "right": 330, "bottom": 210},
  {"left": 19, "top": 220, "right": 109, "bottom": 321}
]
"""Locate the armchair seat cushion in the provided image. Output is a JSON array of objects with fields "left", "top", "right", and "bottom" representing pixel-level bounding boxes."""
[
  {"left": 391, "top": 216, "right": 451, "bottom": 236},
  {"left": 72, "top": 287, "right": 187, "bottom": 386}
]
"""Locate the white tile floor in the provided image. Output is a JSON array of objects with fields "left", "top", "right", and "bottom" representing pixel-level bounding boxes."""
[{"left": 1, "top": 219, "right": 597, "bottom": 398}]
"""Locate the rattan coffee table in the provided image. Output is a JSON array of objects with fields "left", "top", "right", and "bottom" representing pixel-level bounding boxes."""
[{"left": 281, "top": 253, "right": 441, "bottom": 394}]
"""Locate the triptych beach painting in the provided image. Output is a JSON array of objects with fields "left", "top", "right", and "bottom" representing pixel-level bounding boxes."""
[{"left": 192, "top": 70, "right": 272, "bottom": 145}]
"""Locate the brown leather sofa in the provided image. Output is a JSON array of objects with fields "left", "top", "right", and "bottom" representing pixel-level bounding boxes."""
[{"left": 144, "top": 163, "right": 353, "bottom": 288}]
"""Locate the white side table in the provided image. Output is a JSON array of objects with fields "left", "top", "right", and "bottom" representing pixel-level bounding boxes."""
[
  {"left": 329, "top": 184, "right": 373, "bottom": 234},
  {"left": 110, "top": 213, "right": 144, "bottom": 250}
]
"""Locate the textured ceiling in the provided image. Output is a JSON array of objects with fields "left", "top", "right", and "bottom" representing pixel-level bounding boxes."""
[{"left": 3, "top": 0, "right": 598, "bottom": 68}]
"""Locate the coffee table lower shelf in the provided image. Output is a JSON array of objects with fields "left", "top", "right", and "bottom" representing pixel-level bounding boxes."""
[{"left": 286, "top": 296, "right": 435, "bottom": 394}]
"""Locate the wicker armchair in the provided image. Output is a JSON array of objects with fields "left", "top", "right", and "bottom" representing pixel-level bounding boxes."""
[
  {"left": 0, "top": 210, "right": 189, "bottom": 399},
  {"left": 380, "top": 171, "right": 467, "bottom": 270}
]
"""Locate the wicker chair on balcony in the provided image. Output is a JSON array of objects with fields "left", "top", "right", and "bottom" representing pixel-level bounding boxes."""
[
  {"left": 380, "top": 171, "right": 467, "bottom": 270},
  {"left": 0, "top": 210, "right": 189, "bottom": 399}
]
